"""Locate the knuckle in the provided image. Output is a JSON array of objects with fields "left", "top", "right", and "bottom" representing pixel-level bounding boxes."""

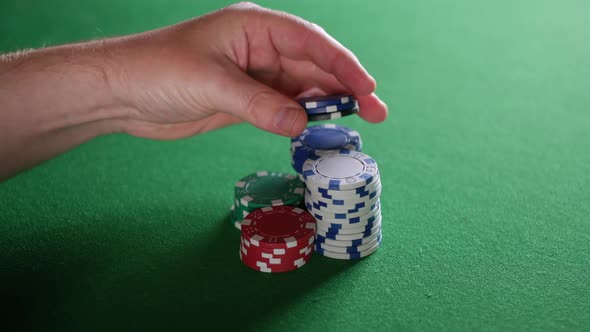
[
  {"left": 227, "top": 2, "right": 261, "bottom": 12},
  {"left": 307, "top": 21, "right": 326, "bottom": 34}
]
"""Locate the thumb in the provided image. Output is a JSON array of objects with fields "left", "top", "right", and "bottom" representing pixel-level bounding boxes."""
[{"left": 212, "top": 67, "right": 307, "bottom": 137}]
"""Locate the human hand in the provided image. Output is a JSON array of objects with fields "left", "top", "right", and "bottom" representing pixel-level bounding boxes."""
[{"left": 104, "top": 2, "right": 388, "bottom": 139}]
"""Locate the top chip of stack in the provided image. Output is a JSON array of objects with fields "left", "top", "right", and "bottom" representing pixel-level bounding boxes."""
[
  {"left": 290, "top": 124, "right": 363, "bottom": 181},
  {"left": 231, "top": 171, "right": 305, "bottom": 230},
  {"left": 239, "top": 206, "right": 316, "bottom": 273},
  {"left": 297, "top": 94, "right": 360, "bottom": 121}
]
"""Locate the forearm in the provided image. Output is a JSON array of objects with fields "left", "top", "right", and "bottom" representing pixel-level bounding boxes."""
[{"left": 0, "top": 42, "right": 128, "bottom": 181}]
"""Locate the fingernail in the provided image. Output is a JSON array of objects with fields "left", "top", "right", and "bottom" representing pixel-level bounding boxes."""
[{"left": 275, "top": 106, "right": 301, "bottom": 134}]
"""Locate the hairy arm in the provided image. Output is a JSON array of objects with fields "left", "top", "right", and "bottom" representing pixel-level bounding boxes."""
[{"left": 0, "top": 43, "right": 128, "bottom": 180}]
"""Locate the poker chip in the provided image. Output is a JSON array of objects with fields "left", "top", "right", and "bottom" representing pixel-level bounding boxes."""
[
  {"left": 315, "top": 233, "right": 381, "bottom": 254},
  {"left": 240, "top": 250, "right": 310, "bottom": 273},
  {"left": 240, "top": 243, "right": 313, "bottom": 265},
  {"left": 314, "top": 235, "right": 382, "bottom": 260},
  {"left": 305, "top": 196, "right": 380, "bottom": 220},
  {"left": 231, "top": 171, "right": 305, "bottom": 229},
  {"left": 317, "top": 215, "right": 382, "bottom": 235},
  {"left": 304, "top": 100, "right": 359, "bottom": 115},
  {"left": 306, "top": 186, "right": 379, "bottom": 202},
  {"left": 241, "top": 237, "right": 313, "bottom": 258},
  {"left": 235, "top": 171, "right": 305, "bottom": 208},
  {"left": 300, "top": 149, "right": 383, "bottom": 259},
  {"left": 309, "top": 192, "right": 381, "bottom": 215},
  {"left": 315, "top": 228, "right": 382, "bottom": 248},
  {"left": 307, "top": 107, "right": 359, "bottom": 122},
  {"left": 302, "top": 150, "right": 379, "bottom": 191},
  {"left": 231, "top": 113, "right": 384, "bottom": 269},
  {"left": 291, "top": 124, "right": 361, "bottom": 154},
  {"left": 298, "top": 94, "right": 355, "bottom": 109},
  {"left": 290, "top": 124, "right": 362, "bottom": 178},
  {"left": 315, "top": 218, "right": 381, "bottom": 240},
  {"left": 316, "top": 213, "right": 380, "bottom": 230},
  {"left": 312, "top": 211, "right": 381, "bottom": 230},
  {"left": 307, "top": 199, "right": 381, "bottom": 221},
  {"left": 307, "top": 191, "right": 381, "bottom": 214},
  {"left": 229, "top": 204, "right": 240, "bottom": 230},
  {"left": 306, "top": 176, "right": 381, "bottom": 199},
  {"left": 241, "top": 206, "right": 316, "bottom": 249},
  {"left": 239, "top": 206, "right": 316, "bottom": 273}
]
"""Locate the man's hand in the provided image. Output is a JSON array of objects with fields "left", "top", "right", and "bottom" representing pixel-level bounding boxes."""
[
  {"left": 0, "top": 2, "right": 387, "bottom": 180},
  {"left": 108, "top": 3, "right": 387, "bottom": 139}
]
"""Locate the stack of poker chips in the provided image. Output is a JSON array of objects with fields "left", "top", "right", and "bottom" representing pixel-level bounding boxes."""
[
  {"left": 299, "top": 94, "right": 360, "bottom": 122},
  {"left": 290, "top": 124, "right": 363, "bottom": 181},
  {"left": 302, "top": 150, "right": 382, "bottom": 260},
  {"left": 231, "top": 171, "right": 305, "bottom": 230},
  {"left": 239, "top": 206, "right": 316, "bottom": 273}
]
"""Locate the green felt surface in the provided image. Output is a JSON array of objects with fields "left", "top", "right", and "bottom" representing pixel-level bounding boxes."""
[{"left": 1, "top": 0, "right": 590, "bottom": 331}]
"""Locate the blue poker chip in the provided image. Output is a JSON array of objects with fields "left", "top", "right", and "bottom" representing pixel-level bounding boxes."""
[
  {"left": 297, "top": 94, "right": 355, "bottom": 109},
  {"left": 305, "top": 100, "right": 358, "bottom": 115},
  {"left": 307, "top": 107, "right": 359, "bottom": 122},
  {"left": 291, "top": 153, "right": 308, "bottom": 174},
  {"left": 291, "top": 154, "right": 306, "bottom": 167},
  {"left": 290, "top": 125, "right": 362, "bottom": 177},
  {"left": 302, "top": 150, "right": 379, "bottom": 191},
  {"left": 291, "top": 124, "right": 362, "bottom": 154}
]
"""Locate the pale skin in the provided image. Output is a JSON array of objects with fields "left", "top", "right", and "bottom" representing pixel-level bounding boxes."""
[{"left": 0, "top": 3, "right": 388, "bottom": 182}]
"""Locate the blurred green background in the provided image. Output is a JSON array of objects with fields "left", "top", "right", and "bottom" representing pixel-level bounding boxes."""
[{"left": 1, "top": 1, "right": 589, "bottom": 331}]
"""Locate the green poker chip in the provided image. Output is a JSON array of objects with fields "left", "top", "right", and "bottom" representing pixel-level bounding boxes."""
[
  {"left": 230, "top": 201, "right": 251, "bottom": 230},
  {"left": 234, "top": 171, "right": 305, "bottom": 209},
  {"left": 233, "top": 200, "right": 250, "bottom": 220}
]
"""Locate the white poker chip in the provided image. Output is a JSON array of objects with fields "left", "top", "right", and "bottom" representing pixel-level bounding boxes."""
[
  {"left": 305, "top": 185, "right": 381, "bottom": 206},
  {"left": 316, "top": 233, "right": 382, "bottom": 253},
  {"left": 305, "top": 195, "right": 381, "bottom": 220},
  {"left": 306, "top": 188, "right": 382, "bottom": 214},
  {"left": 317, "top": 214, "right": 382, "bottom": 235},
  {"left": 306, "top": 178, "right": 382, "bottom": 200},
  {"left": 309, "top": 201, "right": 382, "bottom": 225},
  {"left": 315, "top": 228, "right": 382, "bottom": 248},
  {"left": 315, "top": 218, "right": 382, "bottom": 241},
  {"left": 316, "top": 212, "right": 380, "bottom": 230},
  {"left": 302, "top": 150, "right": 379, "bottom": 191},
  {"left": 315, "top": 235, "right": 382, "bottom": 260}
]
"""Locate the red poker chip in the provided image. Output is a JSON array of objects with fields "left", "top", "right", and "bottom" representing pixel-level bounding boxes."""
[
  {"left": 241, "top": 206, "right": 316, "bottom": 249},
  {"left": 240, "top": 243, "right": 313, "bottom": 261},
  {"left": 240, "top": 251, "right": 312, "bottom": 270},
  {"left": 239, "top": 250, "right": 310, "bottom": 273},
  {"left": 240, "top": 243, "right": 313, "bottom": 265},
  {"left": 240, "top": 236, "right": 314, "bottom": 258}
]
